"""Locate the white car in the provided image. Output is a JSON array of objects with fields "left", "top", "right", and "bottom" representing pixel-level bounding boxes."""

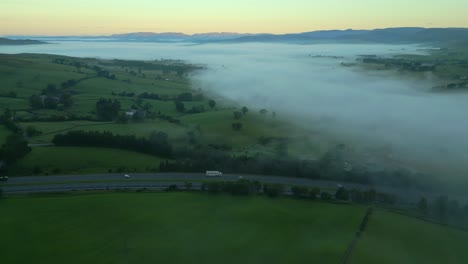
[{"left": 124, "top": 174, "right": 131, "bottom": 178}]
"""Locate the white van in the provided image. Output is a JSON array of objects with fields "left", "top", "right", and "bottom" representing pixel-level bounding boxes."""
[{"left": 206, "top": 171, "right": 223, "bottom": 177}]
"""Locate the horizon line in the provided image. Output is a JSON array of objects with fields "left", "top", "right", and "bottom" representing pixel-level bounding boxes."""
[{"left": 4, "top": 26, "right": 468, "bottom": 38}]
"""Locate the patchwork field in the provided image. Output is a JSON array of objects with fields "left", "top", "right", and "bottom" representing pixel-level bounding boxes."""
[
  {"left": 0, "top": 192, "right": 365, "bottom": 264},
  {"left": 351, "top": 210, "right": 468, "bottom": 264}
]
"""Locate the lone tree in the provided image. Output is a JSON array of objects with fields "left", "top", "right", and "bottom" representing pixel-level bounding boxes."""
[
  {"left": 259, "top": 109, "right": 268, "bottom": 115},
  {"left": 208, "top": 99, "right": 216, "bottom": 109},
  {"left": 241, "top": 106, "right": 249, "bottom": 115}
]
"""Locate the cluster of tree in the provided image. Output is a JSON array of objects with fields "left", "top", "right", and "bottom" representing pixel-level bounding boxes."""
[
  {"left": 201, "top": 180, "right": 262, "bottom": 196},
  {"left": 155, "top": 114, "right": 181, "bottom": 125},
  {"left": 0, "top": 109, "right": 20, "bottom": 133},
  {"left": 29, "top": 84, "right": 74, "bottom": 109},
  {"left": 18, "top": 114, "right": 96, "bottom": 123},
  {"left": 52, "top": 130, "right": 172, "bottom": 158},
  {"left": 96, "top": 98, "right": 121, "bottom": 121},
  {"left": 174, "top": 101, "right": 206, "bottom": 114},
  {"left": 60, "top": 79, "right": 77, "bottom": 89},
  {"left": 113, "top": 59, "right": 202, "bottom": 76},
  {"left": 157, "top": 145, "right": 434, "bottom": 190},
  {"left": 159, "top": 148, "right": 326, "bottom": 181},
  {"left": 360, "top": 57, "right": 436, "bottom": 72},
  {"left": 92, "top": 66, "right": 116, "bottom": 79},
  {"left": 0, "top": 134, "right": 31, "bottom": 166}
]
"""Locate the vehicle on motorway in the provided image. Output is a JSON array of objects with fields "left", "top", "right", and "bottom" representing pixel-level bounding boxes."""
[
  {"left": 0, "top": 176, "right": 8, "bottom": 182},
  {"left": 206, "top": 171, "right": 223, "bottom": 177},
  {"left": 124, "top": 174, "right": 131, "bottom": 178}
]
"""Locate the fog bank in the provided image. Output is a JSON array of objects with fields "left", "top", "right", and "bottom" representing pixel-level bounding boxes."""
[{"left": 2, "top": 41, "right": 467, "bottom": 184}]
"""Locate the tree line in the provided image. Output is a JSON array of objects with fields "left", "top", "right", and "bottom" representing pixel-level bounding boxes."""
[{"left": 52, "top": 130, "right": 172, "bottom": 158}]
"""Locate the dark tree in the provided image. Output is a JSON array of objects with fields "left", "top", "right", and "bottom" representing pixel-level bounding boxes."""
[
  {"left": 208, "top": 99, "right": 216, "bottom": 109},
  {"left": 175, "top": 101, "right": 185, "bottom": 112},
  {"left": 241, "top": 106, "right": 248, "bottom": 115},
  {"left": 259, "top": 109, "right": 268, "bottom": 115},
  {"left": 96, "top": 98, "right": 121, "bottom": 120}
]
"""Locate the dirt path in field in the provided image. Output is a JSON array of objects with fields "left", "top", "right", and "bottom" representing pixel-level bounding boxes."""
[{"left": 341, "top": 207, "right": 373, "bottom": 264}]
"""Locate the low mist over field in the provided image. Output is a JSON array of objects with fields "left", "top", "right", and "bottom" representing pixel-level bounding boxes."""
[
  {"left": 2, "top": 42, "right": 468, "bottom": 184},
  {"left": 190, "top": 44, "right": 468, "bottom": 182}
]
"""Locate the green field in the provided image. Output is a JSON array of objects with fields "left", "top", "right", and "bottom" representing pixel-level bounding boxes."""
[
  {"left": 7, "top": 147, "right": 164, "bottom": 175},
  {"left": 0, "top": 192, "right": 365, "bottom": 264},
  {"left": 0, "top": 53, "right": 324, "bottom": 176},
  {"left": 351, "top": 210, "right": 468, "bottom": 264}
]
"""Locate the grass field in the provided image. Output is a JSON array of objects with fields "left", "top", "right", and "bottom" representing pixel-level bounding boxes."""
[
  {"left": 0, "top": 53, "right": 325, "bottom": 167},
  {"left": 0, "top": 192, "right": 365, "bottom": 264},
  {"left": 351, "top": 210, "right": 468, "bottom": 264},
  {"left": 7, "top": 146, "right": 164, "bottom": 175}
]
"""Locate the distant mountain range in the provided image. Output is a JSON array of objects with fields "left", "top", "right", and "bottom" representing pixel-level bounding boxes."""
[
  {"left": 106, "top": 28, "right": 468, "bottom": 44},
  {"left": 0, "top": 37, "right": 46, "bottom": 45},
  {"left": 5, "top": 28, "right": 468, "bottom": 44},
  {"left": 109, "top": 32, "right": 252, "bottom": 41}
]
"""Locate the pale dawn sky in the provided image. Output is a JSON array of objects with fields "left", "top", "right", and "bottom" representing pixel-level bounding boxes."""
[{"left": 1, "top": 0, "right": 467, "bottom": 35}]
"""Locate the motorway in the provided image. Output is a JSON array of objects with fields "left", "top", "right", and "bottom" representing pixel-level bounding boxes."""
[{"left": 0, "top": 173, "right": 430, "bottom": 202}]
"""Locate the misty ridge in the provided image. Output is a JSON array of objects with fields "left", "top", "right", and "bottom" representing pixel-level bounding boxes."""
[{"left": 3, "top": 41, "right": 468, "bottom": 187}]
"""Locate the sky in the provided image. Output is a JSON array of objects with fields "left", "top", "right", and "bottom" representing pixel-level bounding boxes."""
[{"left": 1, "top": 0, "right": 468, "bottom": 35}]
